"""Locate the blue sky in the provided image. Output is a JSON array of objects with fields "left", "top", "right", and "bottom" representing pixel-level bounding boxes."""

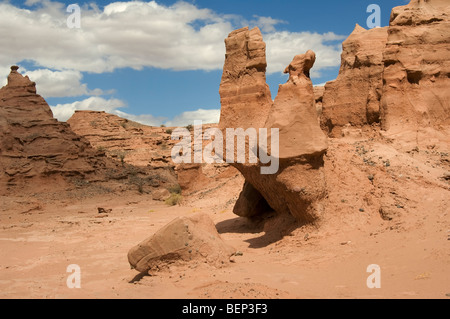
[{"left": 0, "top": 0, "right": 408, "bottom": 126}]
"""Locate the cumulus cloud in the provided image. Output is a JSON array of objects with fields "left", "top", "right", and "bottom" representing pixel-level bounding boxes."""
[
  {"left": 51, "top": 96, "right": 128, "bottom": 121},
  {"left": 113, "top": 110, "right": 167, "bottom": 127},
  {"left": 50, "top": 96, "right": 164, "bottom": 126},
  {"left": 265, "top": 31, "right": 345, "bottom": 76},
  {"left": 3, "top": 1, "right": 345, "bottom": 127},
  {"left": 24, "top": 69, "right": 107, "bottom": 98},
  {"left": 50, "top": 96, "right": 216, "bottom": 127},
  {"left": 250, "top": 15, "right": 287, "bottom": 33},
  {"left": 165, "top": 109, "right": 220, "bottom": 127},
  {"left": 0, "top": 1, "right": 344, "bottom": 76}
]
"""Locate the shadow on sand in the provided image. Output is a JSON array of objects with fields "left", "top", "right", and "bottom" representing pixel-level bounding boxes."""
[{"left": 216, "top": 212, "right": 303, "bottom": 249}]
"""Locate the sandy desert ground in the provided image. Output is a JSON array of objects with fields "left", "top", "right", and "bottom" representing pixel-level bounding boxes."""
[{"left": 1, "top": 133, "right": 448, "bottom": 299}]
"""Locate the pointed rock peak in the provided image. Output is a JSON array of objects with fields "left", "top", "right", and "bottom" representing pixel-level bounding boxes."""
[
  {"left": 5, "top": 65, "right": 36, "bottom": 93},
  {"left": 352, "top": 23, "right": 367, "bottom": 34},
  {"left": 249, "top": 26, "right": 262, "bottom": 35},
  {"left": 283, "top": 50, "right": 316, "bottom": 80},
  {"left": 228, "top": 26, "right": 249, "bottom": 37}
]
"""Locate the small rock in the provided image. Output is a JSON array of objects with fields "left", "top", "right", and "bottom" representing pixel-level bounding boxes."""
[
  {"left": 151, "top": 188, "right": 171, "bottom": 201},
  {"left": 98, "top": 207, "right": 112, "bottom": 214},
  {"left": 234, "top": 251, "right": 243, "bottom": 256},
  {"left": 359, "top": 208, "right": 365, "bottom": 212},
  {"left": 368, "top": 175, "right": 374, "bottom": 181},
  {"left": 379, "top": 206, "right": 401, "bottom": 221},
  {"left": 340, "top": 241, "right": 351, "bottom": 245}
]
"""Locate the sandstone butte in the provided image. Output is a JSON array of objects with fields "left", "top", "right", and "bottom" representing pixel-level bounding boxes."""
[
  {"left": 0, "top": 66, "right": 122, "bottom": 193},
  {"left": 320, "top": 24, "right": 388, "bottom": 136},
  {"left": 380, "top": 0, "right": 450, "bottom": 148},
  {"left": 320, "top": 0, "right": 450, "bottom": 147}
]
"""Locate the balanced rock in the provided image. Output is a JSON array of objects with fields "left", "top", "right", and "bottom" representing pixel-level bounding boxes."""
[
  {"left": 128, "top": 213, "right": 235, "bottom": 273},
  {"left": 266, "top": 50, "right": 328, "bottom": 159},
  {"left": 321, "top": 24, "right": 388, "bottom": 136},
  {"left": 219, "top": 28, "right": 328, "bottom": 223}
]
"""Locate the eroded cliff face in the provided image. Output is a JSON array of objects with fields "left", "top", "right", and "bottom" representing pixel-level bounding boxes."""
[
  {"left": 380, "top": 0, "right": 450, "bottom": 145},
  {"left": 0, "top": 66, "right": 117, "bottom": 192},
  {"left": 320, "top": 0, "right": 449, "bottom": 146},
  {"left": 321, "top": 24, "right": 388, "bottom": 136},
  {"left": 219, "top": 28, "right": 328, "bottom": 223},
  {"left": 68, "top": 111, "right": 241, "bottom": 199}
]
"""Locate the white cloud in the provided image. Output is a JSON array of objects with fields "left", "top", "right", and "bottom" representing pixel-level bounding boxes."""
[
  {"left": 250, "top": 15, "right": 287, "bottom": 33},
  {"left": 50, "top": 96, "right": 217, "bottom": 127},
  {"left": 114, "top": 110, "right": 166, "bottom": 127},
  {"left": 50, "top": 96, "right": 164, "bottom": 126},
  {"left": 0, "top": 1, "right": 344, "bottom": 77},
  {"left": 50, "top": 96, "right": 127, "bottom": 121},
  {"left": 3, "top": 1, "right": 346, "bottom": 127},
  {"left": 23, "top": 69, "right": 107, "bottom": 98},
  {"left": 165, "top": 109, "right": 220, "bottom": 127},
  {"left": 265, "top": 31, "right": 345, "bottom": 76}
]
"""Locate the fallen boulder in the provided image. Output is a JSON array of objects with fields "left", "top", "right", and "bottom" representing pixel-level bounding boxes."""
[{"left": 128, "top": 213, "right": 235, "bottom": 273}]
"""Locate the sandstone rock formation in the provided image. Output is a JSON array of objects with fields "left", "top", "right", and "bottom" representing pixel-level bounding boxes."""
[
  {"left": 380, "top": 0, "right": 450, "bottom": 145},
  {"left": 320, "top": 0, "right": 450, "bottom": 144},
  {"left": 321, "top": 24, "right": 388, "bottom": 136},
  {"left": 128, "top": 213, "right": 235, "bottom": 273},
  {"left": 0, "top": 67, "right": 116, "bottom": 192},
  {"left": 219, "top": 27, "right": 273, "bottom": 131},
  {"left": 68, "top": 110, "right": 176, "bottom": 168},
  {"left": 266, "top": 50, "right": 328, "bottom": 159},
  {"left": 313, "top": 86, "right": 325, "bottom": 118},
  {"left": 219, "top": 27, "right": 328, "bottom": 223},
  {"left": 68, "top": 111, "right": 240, "bottom": 197}
]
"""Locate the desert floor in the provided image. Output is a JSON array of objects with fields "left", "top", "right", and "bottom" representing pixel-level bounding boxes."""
[{"left": 1, "top": 182, "right": 448, "bottom": 299}]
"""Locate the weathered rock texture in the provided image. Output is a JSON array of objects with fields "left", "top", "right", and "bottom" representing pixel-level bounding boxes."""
[
  {"left": 0, "top": 67, "right": 116, "bottom": 191},
  {"left": 313, "top": 86, "right": 325, "bottom": 118},
  {"left": 380, "top": 0, "right": 450, "bottom": 142},
  {"left": 68, "top": 111, "right": 176, "bottom": 169},
  {"left": 68, "top": 111, "right": 239, "bottom": 196},
  {"left": 219, "top": 27, "right": 273, "bottom": 131},
  {"left": 219, "top": 27, "right": 328, "bottom": 223},
  {"left": 128, "top": 213, "right": 235, "bottom": 273},
  {"left": 321, "top": 0, "right": 450, "bottom": 143},
  {"left": 321, "top": 24, "right": 388, "bottom": 136},
  {"left": 266, "top": 50, "right": 328, "bottom": 158}
]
